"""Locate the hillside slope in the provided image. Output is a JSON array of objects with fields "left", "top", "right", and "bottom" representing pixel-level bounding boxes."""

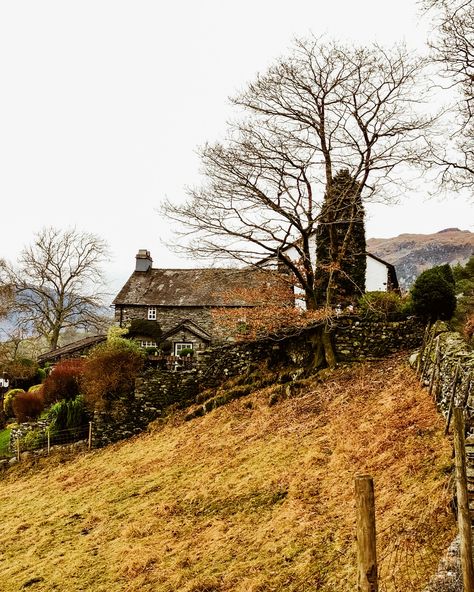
[
  {"left": 0, "top": 356, "right": 454, "bottom": 592},
  {"left": 368, "top": 228, "right": 474, "bottom": 289}
]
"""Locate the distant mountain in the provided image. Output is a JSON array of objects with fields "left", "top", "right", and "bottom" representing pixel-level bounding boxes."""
[{"left": 367, "top": 228, "right": 474, "bottom": 290}]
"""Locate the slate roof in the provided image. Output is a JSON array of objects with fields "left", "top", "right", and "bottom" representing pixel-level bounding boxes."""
[
  {"left": 113, "top": 268, "right": 288, "bottom": 308},
  {"left": 38, "top": 334, "right": 107, "bottom": 364},
  {"left": 160, "top": 319, "right": 212, "bottom": 342}
]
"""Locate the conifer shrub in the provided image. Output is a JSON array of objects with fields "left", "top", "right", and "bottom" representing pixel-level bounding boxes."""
[
  {"left": 12, "top": 391, "right": 44, "bottom": 423},
  {"left": 358, "top": 291, "right": 409, "bottom": 320},
  {"left": 411, "top": 265, "right": 457, "bottom": 322},
  {"left": 41, "top": 359, "right": 85, "bottom": 406}
]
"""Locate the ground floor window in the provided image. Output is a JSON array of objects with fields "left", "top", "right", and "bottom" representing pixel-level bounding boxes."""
[
  {"left": 174, "top": 342, "right": 193, "bottom": 356},
  {"left": 140, "top": 340, "right": 157, "bottom": 348}
]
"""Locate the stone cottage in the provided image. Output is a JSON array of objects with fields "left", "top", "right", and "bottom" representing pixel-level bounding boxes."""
[{"left": 113, "top": 250, "right": 290, "bottom": 355}]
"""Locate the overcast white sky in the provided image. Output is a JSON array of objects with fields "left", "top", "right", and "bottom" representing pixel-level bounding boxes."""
[{"left": 0, "top": 0, "right": 472, "bottom": 299}]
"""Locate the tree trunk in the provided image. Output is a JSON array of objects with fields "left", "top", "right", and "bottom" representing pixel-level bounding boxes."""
[{"left": 322, "top": 326, "right": 337, "bottom": 369}]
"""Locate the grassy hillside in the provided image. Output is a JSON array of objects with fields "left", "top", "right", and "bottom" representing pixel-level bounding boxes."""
[{"left": 0, "top": 355, "right": 454, "bottom": 592}]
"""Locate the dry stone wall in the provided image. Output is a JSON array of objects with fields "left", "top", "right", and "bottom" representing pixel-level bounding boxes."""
[{"left": 92, "top": 316, "right": 424, "bottom": 446}]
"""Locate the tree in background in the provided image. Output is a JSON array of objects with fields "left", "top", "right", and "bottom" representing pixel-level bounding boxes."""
[
  {"left": 424, "top": 0, "right": 474, "bottom": 190},
  {"left": 452, "top": 255, "right": 474, "bottom": 339},
  {"left": 0, "top": 227, "right": 111, "bottom": 350},
  {"left": 411, "top": 264, "right": 457, "bottom": 322},
  {"left": 315, "top": 170, "right": 366, "bottom": 305},
  {"left": 164, "top": 37, "right": 433, "bottom": 309}
]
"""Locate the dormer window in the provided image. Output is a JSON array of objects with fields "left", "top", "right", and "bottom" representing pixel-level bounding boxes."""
[{"left": 147, "top": 306, "right": 157, "bottom": 320}]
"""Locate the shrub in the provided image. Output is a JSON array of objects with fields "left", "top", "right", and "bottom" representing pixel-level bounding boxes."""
[
  {"left": 128, "top": 319, "right": 162, "bottom": 342},
  {"left": 12, "top": 391, "right": 44, "bottom": 423},
  {"left": 47, "top": 396, "right": 89, "bottom": 431},
  {"left": 41, "top": 359, "right": 85, "bottom": 406},
  {"left": 411, "top": 266, "right": 457, "bottom": 322},
  {"left": 160, "top": 340, "right": 172, "bottom": 354},
  {"left": 36, "top": 367, "right": 47, "bottom": 383},
  {"left": 20, "top": 428, "right": 47, "bottom": 450},
  {"left": 82, "top": 338, "right": 145, "bottom": 411},
  {"left": 3, "top": 388, "right": 25, "bottom": 417},
  {"left": 28, "top": 384, "right": 43, "bottom": 394},
  {"left": 178, "top": 348, "right": 194, "bottom": 357},
  {"left": 358, "top": 291, "right": 408, "bottom": 320}
]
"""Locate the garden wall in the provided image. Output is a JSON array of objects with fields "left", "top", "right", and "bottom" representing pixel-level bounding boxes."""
[
  {"left": 416, "top": 321, "right": 474, "bottom": 418},
  {"left": 92, "top": 316, "right": 425, "bottom": 446}
]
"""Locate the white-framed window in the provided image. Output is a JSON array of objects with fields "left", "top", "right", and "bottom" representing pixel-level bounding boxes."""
[
  {"left": 174, "top": 342, "right": 193, "bottom": 356},
  {"left": 147, "top": 306, "right": 157, "bottom": 320},
  {"left": 140, "top": 340, "right": 157, "bottom": 348}
]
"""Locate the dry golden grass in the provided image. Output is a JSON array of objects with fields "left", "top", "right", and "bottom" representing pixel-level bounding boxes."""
[{"left": 0, "top": 355, "right": 454, "bottom": 591}]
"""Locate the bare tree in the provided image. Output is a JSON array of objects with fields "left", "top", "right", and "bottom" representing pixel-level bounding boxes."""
[
  {"left": 164, "top": 38, "right": 433, "bottom": 308},
  {"left": 0, "top": 227, "right": 111, "bottom": 350},
  {"left": 423, "top": 0, "right": 474, "bottom": 189}
]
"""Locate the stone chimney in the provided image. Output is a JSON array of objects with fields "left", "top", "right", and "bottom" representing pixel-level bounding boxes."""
[{"left": 135, "top": 249, "right": 153, "bottom": 272}]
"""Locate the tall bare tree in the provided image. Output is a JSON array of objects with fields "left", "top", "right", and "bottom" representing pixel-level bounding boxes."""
[
  {"left": 424, "top": 0, "right": 474, "bottom": 189},
  {"left": 0, "top": 227, "right": 110, "bottom": 350},
  {"left": 164, "top": 38, "right": 433, "bottom": 308}
]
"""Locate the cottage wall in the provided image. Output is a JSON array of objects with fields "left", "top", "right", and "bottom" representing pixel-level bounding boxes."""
[{"left": 116, "top": 305, "right": 215, "bottom": 337}]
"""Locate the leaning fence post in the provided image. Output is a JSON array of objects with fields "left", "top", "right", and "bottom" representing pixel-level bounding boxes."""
[
  {"left": 88, "top": 422, "right": 93, "bottom": 450},
  {"left": 453, "top": 408, "right": 474, "bottom": 592},
  {"left": 355, "top": 475, "right": 378, "bottom": 592},
  {"left": 16, "top": 436, "right": 20, "bottom": 462},
  {"left": 445, "top": 363, "right": 460, "bottom": 435}
]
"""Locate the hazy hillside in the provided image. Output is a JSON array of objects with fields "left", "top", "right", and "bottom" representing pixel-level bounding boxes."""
[
  {"left": 0, "top": 356, "right": 454, "bottom": 592},
  {"left": 368, "top": 228, "right": 474, "bottom": 290}
]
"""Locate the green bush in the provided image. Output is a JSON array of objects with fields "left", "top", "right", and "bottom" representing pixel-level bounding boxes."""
[
  {"left": 20, "top": 428, "right": 47, "bottom": 451},
  {"left": 28, "top": 384, "right": 43, "bottom": 394},
  {"left": 160, "top": 340, "right": 172, "bottom": 354},
  {"left": 411, "top": 266, "right": 457, "bottom": 322},
  {"left": 358, "top": 291, "right": 408, "bottom": 320},
  {"left": 47, "top": 396, "right": 89, "bottom": 431},
  {"left": 178, "top": 348, "right": 194, "bottom": 357},
  {"left": 3, "top": 389, "right": 25, "bottom": 417},
  {"left": 128, "top": 319, "right": 162, "bottom": 342}
]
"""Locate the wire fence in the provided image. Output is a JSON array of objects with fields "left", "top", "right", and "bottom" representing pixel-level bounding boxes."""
[{"left": 0, "top": 422, "right": 93, "bottom": 460}]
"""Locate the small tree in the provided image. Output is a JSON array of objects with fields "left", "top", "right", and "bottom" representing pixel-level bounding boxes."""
[
  {"left": 411, "top": 265, "right": 457, "bottom": 322},
  {"left": 0, "top": 227, "right": 110, "bottom": 350},
  {"left": 82, "top": 338, "right": 145, "bottom": 411}
]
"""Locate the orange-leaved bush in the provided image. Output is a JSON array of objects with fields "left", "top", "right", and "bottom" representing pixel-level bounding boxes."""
[
  {"left": 12, "top": 391, "right": 44, "bottom": 423},
  {"left": 41, "top": 359, "right": 85, "bottom": 406},
  {"left": 212, "top": 283, "right": 331, "bottom": 341},
  {"left": 81, "top": 338, "right": 145, "bottom": 411}
]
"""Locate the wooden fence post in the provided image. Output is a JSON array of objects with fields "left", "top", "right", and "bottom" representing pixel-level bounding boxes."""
[
  {"left": 445, "top": 363, "right": 460, "bottom": 435},
  {"left": 16, "top": 436, "right": 20, "bottom": 462},
  {"left": 453, "top": 408, "right": 474, "bottom": 592},
  {"left": 88, "top": 422, "right": 93, "bottom": 450},
  {"left": 47, "top": 429, "right": 51, "bottom": 455},
  {"left": 355, "top": 475, "right": 378, "bottom": 592}
]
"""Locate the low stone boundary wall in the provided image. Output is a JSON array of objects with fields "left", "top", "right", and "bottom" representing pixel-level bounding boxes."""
[{"left": 92, "top": 316, "right": 424, "bottom": 446}]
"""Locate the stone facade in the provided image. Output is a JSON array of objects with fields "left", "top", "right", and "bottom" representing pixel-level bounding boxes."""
[{"left": 115, "top": 304, "right": 214, "bottom": 336}]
